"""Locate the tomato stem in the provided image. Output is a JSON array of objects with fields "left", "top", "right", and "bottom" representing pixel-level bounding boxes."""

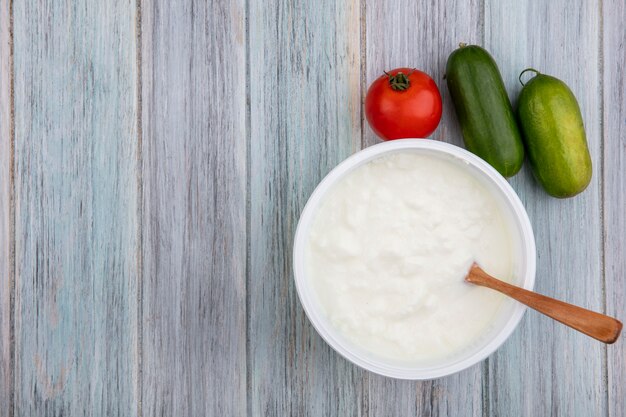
[{"left": 385, "top": 69, "right": 414, "bottom": 91}]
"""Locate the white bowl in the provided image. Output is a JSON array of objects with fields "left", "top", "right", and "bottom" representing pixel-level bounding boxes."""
[{"left": 293, "top": 139, "right": 536, "bottom": 380}]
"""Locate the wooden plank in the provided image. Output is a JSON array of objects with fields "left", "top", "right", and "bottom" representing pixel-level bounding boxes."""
[
  {"left": 247, "top": 0, "right": 364, "bottom": 414},
  {"left": 604, "top": 0, "right": 626, "bottom": 415},
  {"left": 364, "top": 0, "right": 482, "bottom": 148},
  {"left": 140, "top": 0, "right": 247, "bottom": 415},
  {"left": 484, "top": 1, "right": 606, "bottom": 415},
  {"left": 0, "top": 0, "right": 11, "bottom": 413},
  {"left": 364, "top": 1, "right": 484, "bottom": 415},
  {"left": 12, "top": 1, "right": 139, "bottom": 415}
]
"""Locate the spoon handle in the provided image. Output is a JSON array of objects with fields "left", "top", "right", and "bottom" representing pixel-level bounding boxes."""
[{"left": 466, "top": 264, "right": 622, "bottom": 344}]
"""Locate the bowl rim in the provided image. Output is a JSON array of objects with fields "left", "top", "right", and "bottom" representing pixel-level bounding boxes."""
[{"left": 292, "top": 139, "right": 537, "bottom": 380}]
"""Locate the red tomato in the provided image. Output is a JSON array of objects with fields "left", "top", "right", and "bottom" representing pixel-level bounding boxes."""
[{"left": 365, "top": 68, "right": 443, "bottom": 140}]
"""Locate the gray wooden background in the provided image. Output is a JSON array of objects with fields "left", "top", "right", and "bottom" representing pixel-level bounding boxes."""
[{"left": 0, "top": 0, "right": 624, "bottom": 415}]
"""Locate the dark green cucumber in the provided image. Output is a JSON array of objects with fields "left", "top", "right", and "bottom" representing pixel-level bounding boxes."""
[
  {"left": 446, "top": 44, "right": 524, "bottom": 177},
  {"left": 517, "top": 69, "right": 592, "bottom": 198}
]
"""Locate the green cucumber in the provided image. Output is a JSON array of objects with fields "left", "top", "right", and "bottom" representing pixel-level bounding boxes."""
[
  {"left": 516, "top": 69, "right": 592, "bottom": 198},
  {"left": 446, "top": 44, "right": 524, "bottom": 177}
]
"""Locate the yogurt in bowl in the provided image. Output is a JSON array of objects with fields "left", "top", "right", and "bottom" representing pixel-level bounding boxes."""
[{"left": 293, "top": 139, "right": 536, "bottom": 379}]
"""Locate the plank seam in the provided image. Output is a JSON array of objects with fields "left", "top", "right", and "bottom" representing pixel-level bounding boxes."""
[
  {"left": 135, "top": 0, "right": 144, "bottom": 415},
  {"left": 245, "top": 0, "right": 251, "bottom": 413},
  {"left": 8, "top": 0, "right": 15, "bottom": 414},
  {"left": 598, "top": 0, "right": 609, "bottom": 416},
  {"left": 480, "top": 0, "right": 486, "bottom": 46},
  {"left": 359, "top": 1, "right": 371, "bottom": 412},
  {"left": 480, "top": 1, "right": 490, "bottom": 416},
  {"left": 482, "top": 357, "right": 490, "bottom": 417},
  {"left": 359, "top": 0, "right": 366, "bottom": 151}
]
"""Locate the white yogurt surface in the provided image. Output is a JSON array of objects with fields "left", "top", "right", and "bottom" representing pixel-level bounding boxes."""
[{"left": 305, "top": 151, "right": 514, "bottom": 362}]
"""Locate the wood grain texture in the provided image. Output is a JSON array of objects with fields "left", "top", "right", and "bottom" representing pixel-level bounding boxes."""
[
  {"left": 0, "top": 0, "right": 11, "bottom": 413},
  {"left": 12, "top": 0, "right": 139, "bottom": 415},
  {"left": 484, "top": 1, "right": 606, "bottom": 415},
  {"left": 140, "top": 0, "right": 247, "bottom": 415},
  {"left": 364, "top": 0, "right": 482, "bottom": 148},
  {"left": 603, "top": 0, "right": 626, "bottom": 415},
  {"left": 365, "top": 2, "right": 484, "bottom": 416},
  {"left": 1, "top": 0, "right": 623, "bottom": 415},
  {"left": 247, "top": 0, "right": 364, "bottom": 414}
]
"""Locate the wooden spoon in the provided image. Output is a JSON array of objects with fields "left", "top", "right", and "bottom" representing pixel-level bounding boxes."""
[{"left": 465, "top": 263, "right": 622, "bottom": 344}]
